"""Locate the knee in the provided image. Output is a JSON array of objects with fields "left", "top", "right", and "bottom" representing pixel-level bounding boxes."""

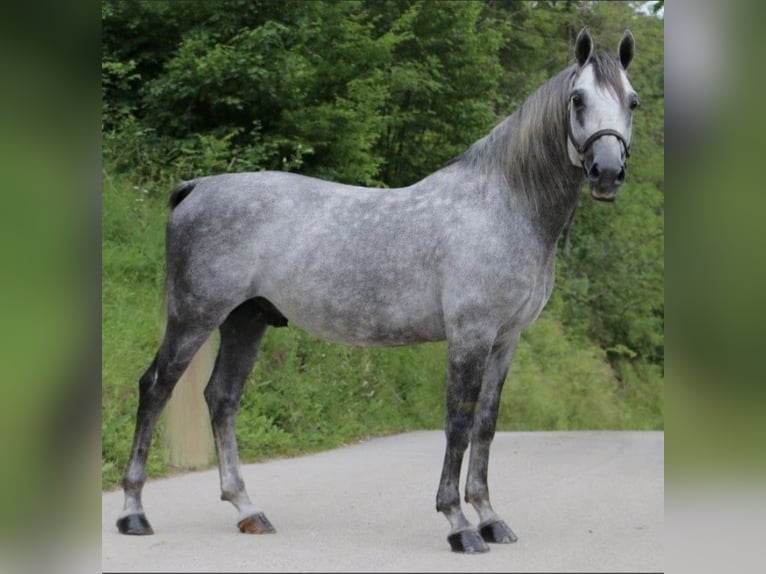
[
  {"left": 445, "top": 403, "right": 477, "bottom": 445},
  {"left": 444, "top": 418, "right": 472, "bottom": 451},
  {"left": 474, "top": 424, "right": 496, "bottom": 445}
]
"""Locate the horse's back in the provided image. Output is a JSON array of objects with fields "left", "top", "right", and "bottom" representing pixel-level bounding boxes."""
[{"left": 170, "top": 171, "right": 384, "bottom": 211}]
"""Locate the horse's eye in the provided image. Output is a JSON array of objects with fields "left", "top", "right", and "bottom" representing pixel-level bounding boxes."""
[
  {"left": 571, "top": 92, "right": 584, "bottom": 109},
  {"left": 629, "top": 95, "right": 639, "bottom": 110}
]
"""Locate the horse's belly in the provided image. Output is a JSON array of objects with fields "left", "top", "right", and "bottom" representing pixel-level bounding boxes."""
[
  {"left": 255, "top": 231, "right": 446, "bottom": 345},
  {"left": 299, "top": 321, "right": 445, "bottom": 347},
  {"left": 267, "top": 293, "right": 446, "bottom": 347}
]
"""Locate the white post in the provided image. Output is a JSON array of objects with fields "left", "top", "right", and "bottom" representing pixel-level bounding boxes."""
[{"left": 162, "top": 334, "right": 216, "bottom": 468}]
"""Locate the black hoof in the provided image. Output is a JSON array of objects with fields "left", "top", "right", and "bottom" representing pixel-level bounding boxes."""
[
  {"left": 116, "top": 513, "right": 154, "bottom": 535},
  {"left": 447, "top": 529, "right": 490, "bottom": 553},
  {"left": 479, "top": 519, "right": 518, "bottom": 543},
  {"left": 237, "top": 512, "right": 276, "bottom": 534}
]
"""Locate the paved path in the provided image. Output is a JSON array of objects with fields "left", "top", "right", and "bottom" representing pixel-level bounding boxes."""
[{"left": 102, "top": 431, "right": 663, "bottom": 572}]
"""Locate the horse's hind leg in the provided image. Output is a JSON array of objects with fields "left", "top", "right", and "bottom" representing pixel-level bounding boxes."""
[
  {"left": 117, "top": 316, "right": 216, "bottom": 535},
  {"left": 203, "top": 299, "right": 274, "bottom": 534},
  {"left": 465, "top": 335, "right": 520, "bottom": 544}
]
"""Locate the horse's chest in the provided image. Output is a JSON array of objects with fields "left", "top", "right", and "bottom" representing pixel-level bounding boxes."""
[
  {"left": 522, "top": 271, "right": 554, "bottom": 325},
  {"left": 505, "top": 255, "right": 556, "bottom": 328}
]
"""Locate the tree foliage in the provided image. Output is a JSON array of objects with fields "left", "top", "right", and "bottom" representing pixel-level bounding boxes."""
[{"left": 102, "top": 0, "right": 664, "bottom": 381}]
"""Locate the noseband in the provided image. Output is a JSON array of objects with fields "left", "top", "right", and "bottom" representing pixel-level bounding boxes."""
[{"left": 566, "top": 101, "right": 631, "bottom": 174}]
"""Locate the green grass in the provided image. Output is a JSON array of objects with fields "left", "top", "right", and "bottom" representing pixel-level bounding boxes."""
[
  {"left": 102, "top": 171, "right": 169, "bottom": 486},
  {"left": 102, "top": 168, "right": 663, "bottom": 490}
]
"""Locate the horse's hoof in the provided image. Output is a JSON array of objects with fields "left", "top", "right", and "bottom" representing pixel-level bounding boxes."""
[
  {"left": 238, "top": 512, "right": 276, "bottom": 534},
  {"left": 116, "top": 513, "right": 154, "bottom": 535},
  {"left": 447, "top": 528, "right": 490, "bottom": 553},
  {"left": 479, "top": 519, "right": 518, "bottom": 543}
]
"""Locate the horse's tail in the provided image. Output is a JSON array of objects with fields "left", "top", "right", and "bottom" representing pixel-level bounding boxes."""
[
  {"left": 161, "top": 184, "right": 216, "bottom": 467},
  {"left": 168, "top": 180, "right": 197, "bottom": 210}
]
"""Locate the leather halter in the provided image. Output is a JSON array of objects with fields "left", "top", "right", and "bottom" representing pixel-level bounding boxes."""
[{"left": 566, "top": 101, "right": 631, "bottom": 173}]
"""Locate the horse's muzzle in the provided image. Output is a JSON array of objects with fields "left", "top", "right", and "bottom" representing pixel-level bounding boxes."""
[{"left": 587, "top": 160, "right": 625, "bottom": 201}]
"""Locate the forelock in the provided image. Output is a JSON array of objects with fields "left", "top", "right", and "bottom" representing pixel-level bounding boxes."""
[{"left": 584, "top": 51, "right": 628, "bottom": 105}]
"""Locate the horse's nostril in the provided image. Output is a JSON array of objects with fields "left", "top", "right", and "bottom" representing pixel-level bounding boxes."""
[
  {"left": 588, "top": 163, "right": 601, "bottom": 180},
  {"left": 616, "top": 167, "right": 625, "bottom": 185}
]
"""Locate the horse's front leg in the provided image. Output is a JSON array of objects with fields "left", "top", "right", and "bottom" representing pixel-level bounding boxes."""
[
  {"left": 465, "top": 334, "right": 520, "bottom": 544},
  {"left": 436, "top": 335, "right": 493, "bottom": 553}
]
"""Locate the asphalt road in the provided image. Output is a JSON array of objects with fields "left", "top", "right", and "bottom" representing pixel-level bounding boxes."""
[{"left": 102, "top": 431, "right": 663, "bottom": 572}]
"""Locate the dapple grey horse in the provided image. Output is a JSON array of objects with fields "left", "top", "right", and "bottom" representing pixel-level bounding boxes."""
[{"left": 117, "top": 27, "right": 638, "bottom": 553}]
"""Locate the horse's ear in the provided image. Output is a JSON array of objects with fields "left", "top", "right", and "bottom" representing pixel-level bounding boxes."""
[
  {"left": 618, "top": 29, "right": 635, "bottom": 70},
  {"left": 575, "top": 27, "right": 593, "bottom": 67}
]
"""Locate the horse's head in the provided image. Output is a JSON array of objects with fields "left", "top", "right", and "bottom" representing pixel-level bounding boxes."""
[{"left": 567, "top": 27, "right": 638, "bottom": 201}]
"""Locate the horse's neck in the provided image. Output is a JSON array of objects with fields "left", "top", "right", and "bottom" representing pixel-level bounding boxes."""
[
  {"left": 503, "top": 158, "right": 584, "bottom": 249},
  {"left": 487, "top": 105, "right": 585, "bottom": 245},
  {"left": 532, "top": 176, "right": 583, "bottom": 247}
]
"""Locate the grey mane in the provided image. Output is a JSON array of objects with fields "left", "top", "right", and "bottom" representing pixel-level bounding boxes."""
[{"left": 449, "top": 65, "right": 579, "bottom": 210}]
